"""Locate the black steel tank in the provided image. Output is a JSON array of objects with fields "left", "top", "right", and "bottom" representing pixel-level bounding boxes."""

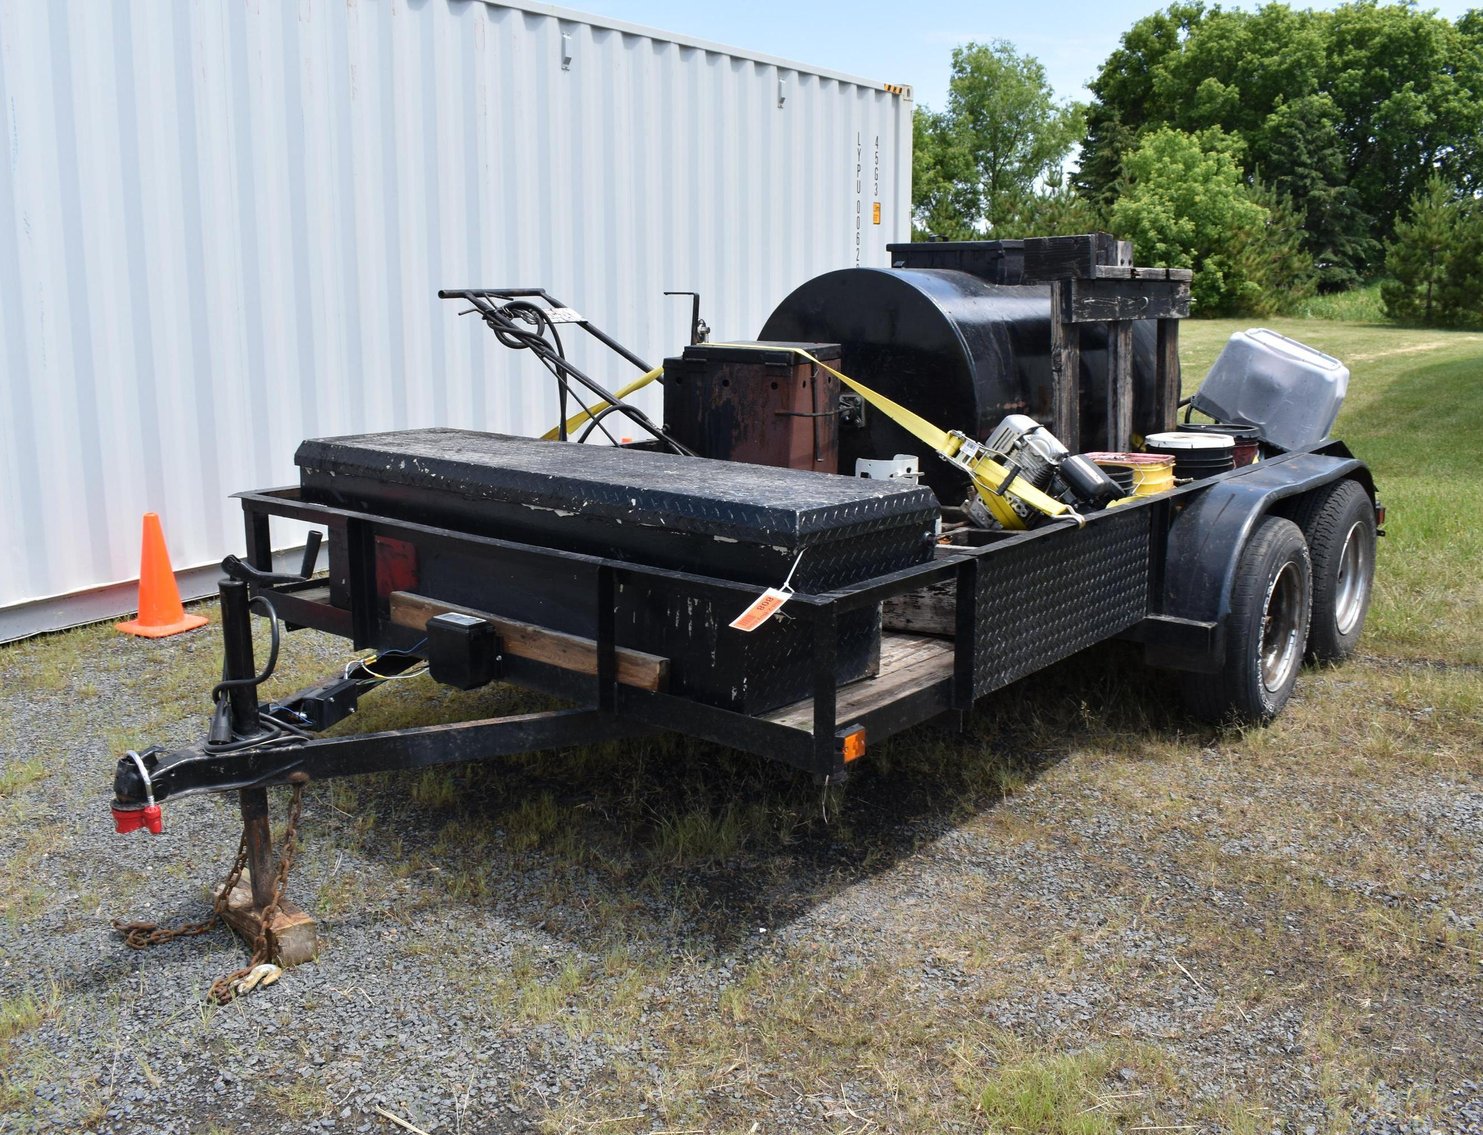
[{"left": 759, "top": 266, "right": 1158, "bottom": 504}]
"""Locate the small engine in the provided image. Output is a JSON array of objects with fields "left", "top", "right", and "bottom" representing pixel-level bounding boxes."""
[
  {"left": 982, "top": 414, "right": 1063, "bottom": 492},
  {"left": 967, "top": 414, "right": 1123, "bottom": 527}
]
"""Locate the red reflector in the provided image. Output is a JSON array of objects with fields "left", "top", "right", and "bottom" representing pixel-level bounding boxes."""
[{"left": 375, "top": 537, "right": 419, "bottom": 600}]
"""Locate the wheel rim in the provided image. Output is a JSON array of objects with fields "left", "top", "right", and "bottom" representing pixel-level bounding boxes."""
[
  {"left": 1333, "top": 520, "right": 1371, "bottom": 636},
  {"left": 1261, "top": 562, "right": 1304, "bottom": 693}
]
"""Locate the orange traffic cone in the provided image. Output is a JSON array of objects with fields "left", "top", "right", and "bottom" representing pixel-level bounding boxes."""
[{"left": 116, "top": 513, "right": 209, "bottom": 638}]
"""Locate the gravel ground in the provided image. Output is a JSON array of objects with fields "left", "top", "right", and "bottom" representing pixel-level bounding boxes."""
[{"left": 0, "top": 623, "right": 1479, "bottom": 1134}]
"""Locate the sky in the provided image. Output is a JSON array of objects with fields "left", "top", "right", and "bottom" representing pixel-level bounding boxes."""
[{"left": 577, "top": 0, "right": 1479, "bottom": 110}]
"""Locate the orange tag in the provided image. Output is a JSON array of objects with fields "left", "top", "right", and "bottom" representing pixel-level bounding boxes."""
[
  {"left": 872, "top": 201, "right": 881, "bottom": 224},
  {"left": 729, "top": 587, "right": 791, "bottom": 632}
]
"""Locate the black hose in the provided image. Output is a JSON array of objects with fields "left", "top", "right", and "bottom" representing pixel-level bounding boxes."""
[
  {"left": 576, "top": 403, "right": 635, "bottom": 444},
  {"left": 482, "top": 302, "right": 619, "bottom": 445},
  {"left": 210, "top": 594, "right": 280, "bottom": 704},
  {"left": 458, "top": 297, "right": 688, "bottom": 453},
  {"left": 204, "top": 595, "right": 313, "bottom": 753},
  {"left": 492, "top": 302, "right": 583, "bottom": 440}
]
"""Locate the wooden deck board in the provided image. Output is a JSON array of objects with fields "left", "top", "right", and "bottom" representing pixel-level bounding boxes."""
[{"left": 762, "top": 632, "right": 955, "bottom": 731}]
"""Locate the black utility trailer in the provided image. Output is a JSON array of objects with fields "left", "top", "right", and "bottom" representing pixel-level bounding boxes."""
[{"left": 109, "top": 235, "right": 1380, "bottom": 961}]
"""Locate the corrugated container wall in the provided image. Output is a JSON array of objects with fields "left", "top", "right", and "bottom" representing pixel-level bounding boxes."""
[{"left": 0, "top": 0, "right": 912, "bottom": 639}]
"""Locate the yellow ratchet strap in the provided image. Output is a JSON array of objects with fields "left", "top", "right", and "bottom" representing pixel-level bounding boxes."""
[
  {"left": 705, "top": 343, "right": 1078, "bottom": 528},
  {"left": 542, "top": 365, "right": 664, "bottom": 441}
]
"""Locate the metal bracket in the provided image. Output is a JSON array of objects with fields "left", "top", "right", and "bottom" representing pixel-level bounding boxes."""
[
  {"left": 663, "top": 291, "right": 709, "bottom": 345},
  {"left": 838, "top": 392, "right": 865, "bottom": 430}
]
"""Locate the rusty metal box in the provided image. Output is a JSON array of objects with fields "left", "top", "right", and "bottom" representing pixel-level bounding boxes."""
[{"left": 662, "top": 341, "right": 841, "bottom": 472}]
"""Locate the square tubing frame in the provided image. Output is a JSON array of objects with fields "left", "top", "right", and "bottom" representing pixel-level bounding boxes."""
[{"left": 212, "top": 473, "right": 1226, "bottom": 797}]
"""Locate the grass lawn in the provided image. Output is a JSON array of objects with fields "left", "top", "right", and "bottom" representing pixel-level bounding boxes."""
[{"left": 1, "top": 315, "right": 1479, "bottom": 1134}]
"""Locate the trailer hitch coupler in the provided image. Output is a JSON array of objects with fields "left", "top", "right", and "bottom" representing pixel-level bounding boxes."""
[{"left": 112, "top": 749, "right": 162, "bottom": 834}]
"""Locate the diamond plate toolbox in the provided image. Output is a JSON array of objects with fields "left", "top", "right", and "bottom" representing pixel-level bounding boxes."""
[{"left": 296, "top": 429, "right": 938, "bottom": 713}]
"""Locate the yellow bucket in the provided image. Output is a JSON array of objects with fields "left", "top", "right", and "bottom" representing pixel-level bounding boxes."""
[
  {"left": 1130, "top": 456, "right": 1175, "bottom": 496},
  {"left": 1085, "top": 452, "right": 1176, "bottom": 498}
]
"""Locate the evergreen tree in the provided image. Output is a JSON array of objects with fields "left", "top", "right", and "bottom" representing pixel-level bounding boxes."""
[
  {"left": 1435, "top": 202, "right": 1483, "bottom": 327},
  {"left": 1233, "top": 178, "right": 1317, "bottom": 316},
  {"left": 1251, "top": 94, "right": 1376, "bottom": 291},
  {"left": 1382, "top": 178, "right": 1457, "bottom": 325}
]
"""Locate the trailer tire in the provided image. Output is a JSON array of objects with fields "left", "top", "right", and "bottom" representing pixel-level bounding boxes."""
[
  {"left": 1182, "top": 516, "right": 1312, "bottom": 726},
  {"left": 1291, "top": 479, "right": 1375, "bottom": 665}
]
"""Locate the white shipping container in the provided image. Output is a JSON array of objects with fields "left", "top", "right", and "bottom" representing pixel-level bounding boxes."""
[{"left": 0, "top": 0, "right": 913, "bottom": 640}]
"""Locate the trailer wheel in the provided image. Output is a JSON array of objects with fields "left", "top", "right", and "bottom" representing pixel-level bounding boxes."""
[
  {"left": 1291, "top": 479, "right": 1376, "bottom": 664},
  {"left": 1182, "top": 516, "right": 1312, "bottom": 725}
]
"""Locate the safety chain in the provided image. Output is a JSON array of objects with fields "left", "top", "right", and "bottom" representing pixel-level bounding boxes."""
[
  {"left": 111, "top": 783, "right": 305, "bottom": 1005},
  {"left": 111, "top": 829, "right": 248, "bottom": 950}
]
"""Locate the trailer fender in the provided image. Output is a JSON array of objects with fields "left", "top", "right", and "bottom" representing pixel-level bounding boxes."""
[{"left": 1156, "top": 448, "right": 1371, "bottom": 671}]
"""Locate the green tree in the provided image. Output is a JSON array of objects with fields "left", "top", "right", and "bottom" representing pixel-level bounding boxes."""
[
  {"left": 1077, "top": 3, "right": 1208, "bottom": 209},
  {"left": 1383, "top": 177, "right": 1468, "bottom": 325},
  {"left": 1325, "top": 3, "right": 1483, "bottom": 234},
  {"left": 1109, "top": 128, "right": 1269, "bottom": 314},
  {"left": 1231, "top": 178, "right": 1316, "bottom": 315},
  {"left": 1435, "top": 208, "right": 1483, "bottom": 327},
  {"left": 992, "top": 177, "right": 1106, "bottom": 240},
  {"left": 911, "top": 41, "right": 1082, "bottom": 238},
  {"left": 1079, "top": 2, "right": 1483, "bottom": 285},
  {"left": 911, "top": 107, "right": 974, "bottom": 240}
]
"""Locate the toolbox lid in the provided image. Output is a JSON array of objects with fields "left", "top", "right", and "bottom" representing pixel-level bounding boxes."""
[{"left": 296, "top": 428, "right": 936, "bottom": 544}]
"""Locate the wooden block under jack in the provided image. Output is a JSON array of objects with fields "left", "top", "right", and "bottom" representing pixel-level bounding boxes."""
[{"left": 214, "top": 872, "right": 319, "bottom": 968}]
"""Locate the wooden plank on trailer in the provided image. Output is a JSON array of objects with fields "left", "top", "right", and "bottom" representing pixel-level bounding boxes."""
[
  {"left": 882, "top": 585, "right": 956, "bottom": 637},
  {"left": 1066, "top": 277, "right": 1190, "bottom": 323},
  {"left": 1049, "top": 281, "right": 1081, "bottom": 450},
  {"left": 389, "top": 591, "right": 669, "bottom": 692},
  {"left": 1106, "top": 321, "right": 1135, "bottom": 451},
  {"left": 870, "top": 631, "right": 952, "bottom": 670},
  {"left": 763, "top": 635, "right": 955, "bottom": 730}
]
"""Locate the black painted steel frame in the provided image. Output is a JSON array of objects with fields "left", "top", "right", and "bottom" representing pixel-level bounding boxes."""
[
  {"left": 236, "top": 485, "right": 971, "bottom": 777},
  {"left": 113, "top": 446, "right": 1365, "bottom": 813}
]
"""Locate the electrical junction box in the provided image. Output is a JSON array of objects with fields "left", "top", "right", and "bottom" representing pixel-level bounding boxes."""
[{"left": 426, "top": 612, "right": 501, "bottom": 690}]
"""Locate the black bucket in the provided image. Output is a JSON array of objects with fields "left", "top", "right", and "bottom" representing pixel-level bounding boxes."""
[
  {"left": 1177, "top": 421, "right": 1260, "bottom": 467},
  {"left": 1095, "top": 464, "right": 1135, "bottom": 495},
  {"left": 1144, "top": 431, "right": 1236, "bottom": 479}
]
